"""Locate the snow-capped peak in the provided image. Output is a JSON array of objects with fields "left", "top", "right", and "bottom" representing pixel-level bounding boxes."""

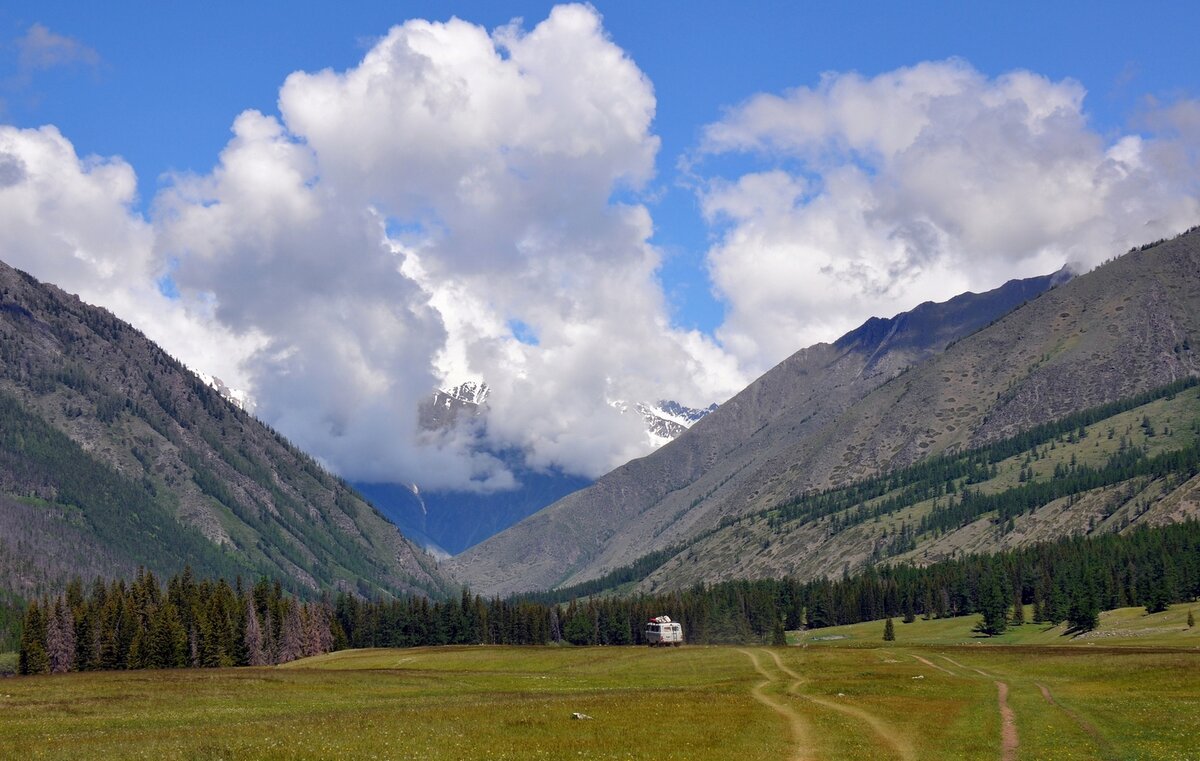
[
  {"left": 609, "top": 398, "right": 718, "bottom": 448},
  {"left": 194, "top": 371, "right": 255, "bottom": 413},
  {"left": 440, "top": 380, "right": 490, "bottom": 407}
]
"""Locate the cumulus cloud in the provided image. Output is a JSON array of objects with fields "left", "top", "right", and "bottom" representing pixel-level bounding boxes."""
[
  {"left": 154, "top": 4, "right": 746, "bottom": 486},
  {"left": 697, "top": 60, "right": 1200, "bottom": 370},
  {"left": 9, "top": 20, "right": 1199, "bottom": 496},
  {"left": 0, "top": 124, "right": 256, "bottom": 384}
]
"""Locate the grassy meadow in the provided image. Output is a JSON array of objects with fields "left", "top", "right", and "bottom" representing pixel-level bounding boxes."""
[{"left": 1, "top": 604, "right": 1199, "bottom": 760}]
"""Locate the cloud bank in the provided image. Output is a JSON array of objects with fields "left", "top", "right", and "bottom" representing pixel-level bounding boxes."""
[
  {"left": 696, "top": 59, "right": 1200, "bottom": 368},
  {"left": 2, "top": 16, "right": 1200, "bottom": 493}
]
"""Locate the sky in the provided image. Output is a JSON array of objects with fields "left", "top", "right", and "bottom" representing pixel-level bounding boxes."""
[{"left": 2, "top": 2, "right": 1199, "bottom": 491}]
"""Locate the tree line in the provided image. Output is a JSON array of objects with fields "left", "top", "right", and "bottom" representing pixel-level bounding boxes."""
[
  {"left": 18, "top": 519, "right": 1199, "bottom": 673},
  {"left": 18, "top": 568, "right": 333, "bottom": 675}
]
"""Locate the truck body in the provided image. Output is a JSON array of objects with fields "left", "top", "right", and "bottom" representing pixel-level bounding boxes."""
[{"left": 644, "top": 615, "right": 683, "bottom": 646}]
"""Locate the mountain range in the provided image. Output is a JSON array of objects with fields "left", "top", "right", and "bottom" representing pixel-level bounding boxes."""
[
  {"left": 0, "top": 260, "right": 451, "bottom": 602},
  {"left": 354, "top": 382, "right": 716, "bottom": 556},
  {"left": 448, "top": 233, "right": 1200, "bottom": 596},
  {"left": 4, "top": 227, "right": 1198, "bottom": 613}
]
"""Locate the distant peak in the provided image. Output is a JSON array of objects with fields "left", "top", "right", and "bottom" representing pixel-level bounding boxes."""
[
  {"left": 440, "top": 380, "right": 490, "bottom": 406},
  {"left": 193, "top": 371, "right": 255, "bottom": 412}
]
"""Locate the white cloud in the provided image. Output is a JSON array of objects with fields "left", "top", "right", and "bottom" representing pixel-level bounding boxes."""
[
  {"left": 154, "top": 4, "right": 746, "bottom": 486},
  {"left": 698, "top": 60, "right": 1200, "bottom": 371},
  {"left": 10, "top": 26, "right": 1199, "bottom": 496},
  {"left": 0, "top": 124, "right": 256, "bottom": 384}
]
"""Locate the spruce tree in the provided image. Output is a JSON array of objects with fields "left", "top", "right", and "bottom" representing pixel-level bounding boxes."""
[
  {"left": 18, "top": 601, "right": 49, "bottom": 675},
  {"left": 47, "top": 599, "right": 76, "bottom": 674},
  {"left": 974, "top": 574, "right": 1009, "bottom": 636},
  {"left": 1068, "top": 580, "right": 1100, "bottom": 633},
  {"left": 278, "top": 602, "right": 305, "bottom": 664},
  {"left": 771, "top": 619, "right": 787, "bottom": 646},
  {"left": 244, "top": 595, "right": 267, "bottom": 666},
  {"left": 883, "top": 617, "right": 895, "bottom": 642},
  {"left": 1010, "top": 591, "right": 1025, "bottom": 626}
]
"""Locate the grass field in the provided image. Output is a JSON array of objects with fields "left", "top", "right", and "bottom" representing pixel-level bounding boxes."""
[{"left": 1, "top": 605, "right": 1198, "bottom": 760}]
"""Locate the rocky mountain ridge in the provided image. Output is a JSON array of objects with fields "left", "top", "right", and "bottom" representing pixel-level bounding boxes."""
[
  {"left": 0, "top": 259, "right": 450, "bottom": 601},
  {"left": 450, "top": 233, "right": 1200, "bottom": 597},
  {"left": 448, "top": 251, "right": 1200, "bottom": 595},
  {"left": 363, "top": 381, "right": 718, "bottom": 557}
]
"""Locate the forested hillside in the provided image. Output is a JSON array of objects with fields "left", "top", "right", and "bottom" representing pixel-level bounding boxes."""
[
  {"left": 453, "top": 231, "right": 1200, "bottom": 596},
  {"left": 17, "top": 518, "right": 1200, "bottom": 671},
  {"left": 535, "top": 379, "right": 1200, "bottom": 596},
  {"left": 0, "top": 259, "right": 450, "bottom": 639}
]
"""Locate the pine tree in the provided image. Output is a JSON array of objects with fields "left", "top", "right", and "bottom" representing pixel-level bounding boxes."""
[
  {"left": 771, "top": 618, "right": 787, "bottom": 646},
  {"left": 47, "top": 598, "right": 76, "bottom": 674},
  {"left": 18, "top": 600, "right": 49, "bottom": 675},
  {"left": 147, "top": 602, "right": 188, "bottom": 668},
  {"left": 278, "top": 601, "right": 305, "bottom": 664},
  {"left": 1188, "top": 610, "right": 1195, "bottom": 628},
  {"left": 1067, "top": 579, "right": 1100, "bottom": 633},
  {"left": 974, "top": 573, "right": 1009, "bottom": 636},
  {"left": 1010, "top": 591, "right": 1025, "bottom": 626},
  {"left": 883, "top": 617, "right": 895, "bottom": 642},
  {"left": 244, "top": 595, "right": 267, "bottom": 666}
]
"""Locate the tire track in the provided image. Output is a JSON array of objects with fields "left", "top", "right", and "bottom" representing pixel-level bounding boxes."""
[
  {"left": 911, "top": 654, "right": 956, "bottom": 676},
  {"left": 738, "top": 649, "right": 813, "bottom": 761},
  {"left": 996, "top": 681, "right": 1019, "bottom": 761},
  {"left": 939, "top": 654, "right": 994, "bottom": 678},
  {"left": 915, "top": 652, "right": 1018, "bottom": 760},
  {"left": 765, "top": 650, "right": 915, "bottom": 761},
  {"left": 1036, "top": 682, "right": 1114, "bottom": 760}
]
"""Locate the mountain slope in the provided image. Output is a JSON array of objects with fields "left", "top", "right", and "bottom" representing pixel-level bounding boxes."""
[
  {"left": 449, "top": 266, "right": 1077, "bottom": 594},
  {"left": 635, "top": 378, "right": 1200, "bottom": 592},
  {"left": 357, "top": 464, "right": 592, "bottom": 558},
  {"left": 0, "top": 260, "right": 450, "bottom": 601},
  {"left": 364, "top": 382, "right": 714, "bottom": 557}
]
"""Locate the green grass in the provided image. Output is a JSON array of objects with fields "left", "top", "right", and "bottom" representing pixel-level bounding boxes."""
[
  {"left": 2, "top": 624, "right": 1199, "bottom": 760},
  {"left": 794, "top": 602, "right": 1200, "bottom": 648},
  {"left": 0, "top": 647, "right": 782, "bottom": 761}
]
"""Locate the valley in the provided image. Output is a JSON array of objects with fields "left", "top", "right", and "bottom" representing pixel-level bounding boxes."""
[
  {"left": 4, "top": 6, "right": 1200, "bottom": 761},
  {"left": 2, "top": 606, "right": 1198, "bottom": 760}
]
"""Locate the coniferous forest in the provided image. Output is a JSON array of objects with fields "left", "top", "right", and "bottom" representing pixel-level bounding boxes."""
[{"left": 16, "top": 518, "right": 1200, "bottom": 673}]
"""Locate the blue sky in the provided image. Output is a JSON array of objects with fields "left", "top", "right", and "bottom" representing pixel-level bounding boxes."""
[
  {"left": 5, "top": 1, "right": 1199, "bottom": 336},
  {"left": 2, "top": 2, "right": 1199, "bottom": 487}
]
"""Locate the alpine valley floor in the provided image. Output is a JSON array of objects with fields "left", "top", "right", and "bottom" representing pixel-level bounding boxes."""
[{"left": 1, "top": 604, "right": 1198, "bottom": 760}]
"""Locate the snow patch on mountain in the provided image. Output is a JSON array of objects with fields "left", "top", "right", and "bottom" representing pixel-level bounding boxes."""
[
  {"left": 610, "top": 399, "right": 718, "bottom": 448},
  {"left": 442, "top": 380, "right": 490, "bottom": 406},
  {"left": 431, "top": 377, "right": 715, "bottom": 450},
  {"left": 194, "top": 371, "right": 255, "bottom": 412}
]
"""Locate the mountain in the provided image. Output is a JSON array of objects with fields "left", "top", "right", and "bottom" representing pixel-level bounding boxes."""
[
  {"left": 418, "top": 380, "right": 490, "bottom": 430},
  {"left": 358, "top": 383, "right": 714, "bottom": 556},
  {"left": 0, "top": 260, "right": 451, "bottom": 602},
  {"left": 360, "top": 380, "right": 591, "bottom": 556},
  {"left": 356, "top": 461, "right": 591, "bottom": 558},
  {"left": 446, "top": 247, "right": 1200, "bottom": 596},
  {"left": 193, "top": 371, "right": 253, "bottom": 413},
  {"left": 613, "top": 400, "right": 719, "bottom": 447}
]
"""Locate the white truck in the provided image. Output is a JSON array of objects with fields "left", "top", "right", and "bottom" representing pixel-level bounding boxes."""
[{"left": 644, "top": 615, "right": 683, "bottom": 646}]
